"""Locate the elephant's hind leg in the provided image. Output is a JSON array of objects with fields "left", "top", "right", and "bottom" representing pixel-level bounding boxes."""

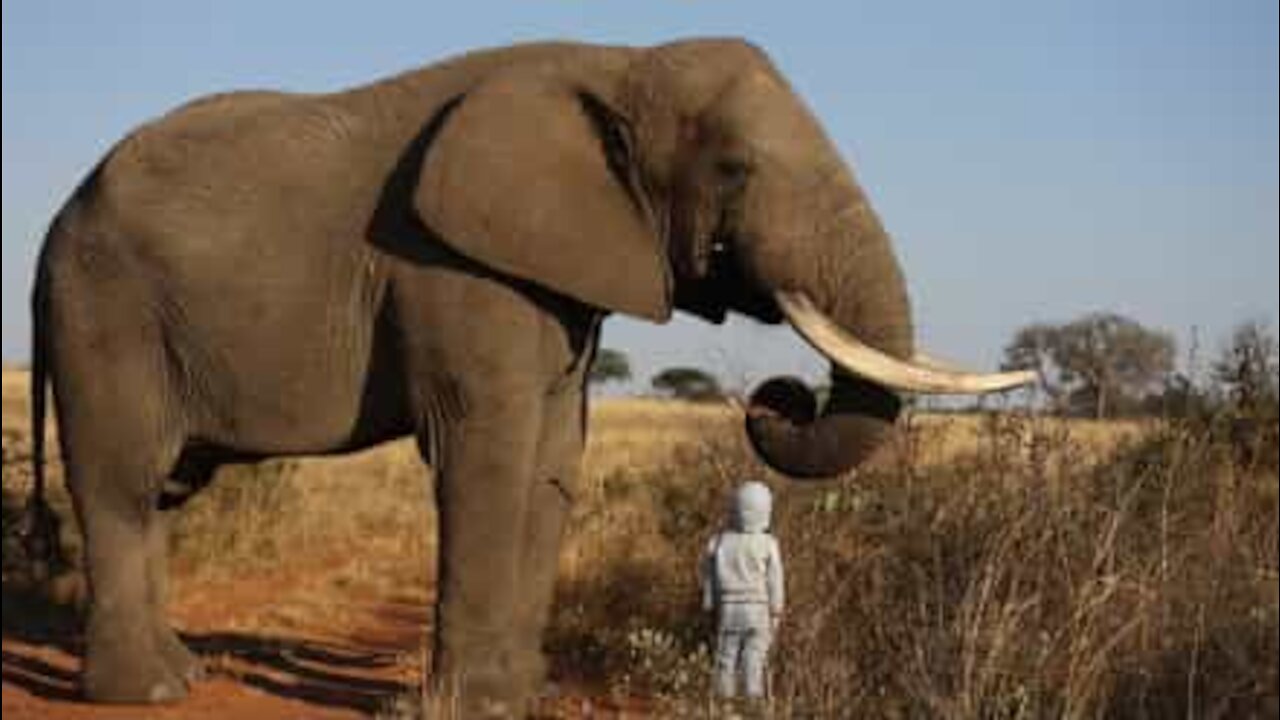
[
  {"left": 144, "top": 451, "right": 223, "bottom": 685},
  {"left": 146, "top": 510, "right": 205, "bottom": 684},
  {"left": 53, "top": 341, "right": 190, "bottom": 702},
  {"left": 68, "top": 450, "right": 190, "bottom": 704}
]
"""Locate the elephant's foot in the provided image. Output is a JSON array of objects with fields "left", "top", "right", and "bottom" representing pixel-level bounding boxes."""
[
  {"left": 442, "top": 670, "right": 530, "bottom": 720},
  {"left": 155, "top": 624, "right": 205, "bottom": 684},
  {"left": 82, "top": 644, "right": 188, "bottom": 704},
  {"left": 436, "top": 634, "right": 531, "bottom": 719},
  {"left": 510, "top": 646, "right": 551, "bottom": 705},
  {"left": 464, "top": 696, "right": 523, "bottom": 720}
]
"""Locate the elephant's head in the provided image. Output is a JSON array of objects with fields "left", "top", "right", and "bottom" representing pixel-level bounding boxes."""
[{"left": 416, "top": 38, "right": 1035, "bottom": 479}]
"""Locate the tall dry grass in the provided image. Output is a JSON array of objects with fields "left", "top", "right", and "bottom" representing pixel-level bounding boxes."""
[
  {"left": 168, "top": 443, "right": 434, "bottom": 590},
  {"left": 4, "top": 370, "right": 1276, "bottom": 717},
  {"left": 3, "top": 369, "right": 32, "bottom": 440},
  {"left": 2, "top": 370, "right": 436, "bottom": 610},
  {"left": 551, "top": 411, "right": 1279, "bottom": 719}
]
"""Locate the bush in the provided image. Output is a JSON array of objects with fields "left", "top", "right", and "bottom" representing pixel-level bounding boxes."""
[
  {"left": 549, "top": 412, "right": 1279, "bottom": 718},
  {"left": 170, "top": 459, "right": 306, "bottom": 572}
]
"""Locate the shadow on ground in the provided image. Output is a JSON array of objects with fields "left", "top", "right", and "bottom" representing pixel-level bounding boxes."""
[
  {"left": 190, "top": 632, "right": 410, "bottom": 714},
  {"left": 3, "top": 604, "right": 412, "bottom": 715},
  {"left": 3, "top": 486, "right": 413, "bottom": 715}
]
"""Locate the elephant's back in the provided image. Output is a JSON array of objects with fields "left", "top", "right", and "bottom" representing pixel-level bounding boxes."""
[
  {"left": 77, "top": 86, "right": 385, "bottom": 269},
  {"left": 48, "top": 39, "right": 642, "bottom": 268},
  {"left": 160, "top": 89, "right": 297, "bottom": 125},
  {"left": 104, "top": 88, "right": 360, "bottom": 200}
]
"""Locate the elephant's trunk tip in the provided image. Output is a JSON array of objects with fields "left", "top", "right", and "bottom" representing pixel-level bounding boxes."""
[{"left": 744, "top": 374, "right": 901, "bottom": 479}]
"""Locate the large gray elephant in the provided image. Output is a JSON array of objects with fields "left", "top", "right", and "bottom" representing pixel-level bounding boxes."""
[{"left": 29, "top": 38, "right": 1033, "bottom": 715}]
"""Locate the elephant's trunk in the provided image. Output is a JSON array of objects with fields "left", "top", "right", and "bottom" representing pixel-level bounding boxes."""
[
  {"left": 745, "top": 371, "right": 902, "bottom": 479},
  {"left": 744, "top": 180, "right": 913, "bottom": 479},
  {"left": 742, "top": 186, "right": 1035, "bottom": 479}
]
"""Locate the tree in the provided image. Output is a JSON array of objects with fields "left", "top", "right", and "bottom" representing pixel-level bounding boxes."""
[
  {"left": 588, "top": 348, "right": 632, "bottom": 386},
  {"left": 1003, "top": 313, "right": 1175, "bottom": 418},
  {"left": 1144, "top": 371, "right": 1215, "bottom": 420},
  {"left": 1002, "top": 322, "right": 1064, "bottom": 406},
  {"left": 1213, "top": 321, "right": 1279, "bottom": 419},
  {"left": 651, "top": 366, "right": 723, "bottom": 401}
]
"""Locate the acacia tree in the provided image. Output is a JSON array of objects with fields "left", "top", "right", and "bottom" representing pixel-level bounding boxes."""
[
  {"left": 1002, "top": 322, "right": 1063, "bottom": 405},
  {"left": 588, "top": 348, "right": 632, "bottom": 386},
  {"left": 1214, "top": 321, "right": 1279, "bottom": 418},
  {"left": 1003, "top": 313, "right": 1175, "bottom": 418},
  {"left": 651, "top": 366, "right": 723, "bottom": 401}
]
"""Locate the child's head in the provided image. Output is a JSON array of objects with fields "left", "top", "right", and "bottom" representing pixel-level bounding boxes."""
[{"left": 729, "top": 480, "right": 773, "bottom": 533}]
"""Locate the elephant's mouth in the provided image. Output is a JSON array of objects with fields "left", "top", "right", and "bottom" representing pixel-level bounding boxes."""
[{"left": 673, "top": 231, "right": 780, "bottom": 324}]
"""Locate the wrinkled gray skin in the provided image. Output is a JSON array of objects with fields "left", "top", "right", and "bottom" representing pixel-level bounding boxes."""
[{"left": 31, "top": 39, "right": 912, "bottom": 715}]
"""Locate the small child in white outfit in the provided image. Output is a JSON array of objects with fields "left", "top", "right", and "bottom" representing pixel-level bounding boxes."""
[{"left": 701, "top": 481, "right": 785, "bottom": 699}]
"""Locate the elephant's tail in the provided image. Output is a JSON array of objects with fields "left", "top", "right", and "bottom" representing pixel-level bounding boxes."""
[{"left": 25, "top": 266, "right": 61, "bottom": 581}]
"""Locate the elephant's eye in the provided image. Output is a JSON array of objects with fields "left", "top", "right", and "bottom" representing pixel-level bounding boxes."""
[
  {"left": 715, "top": 158, "right": 751, "bottom": 181},
  {"left": 715, "top": 158, "right": 751, "bottom": 199}
]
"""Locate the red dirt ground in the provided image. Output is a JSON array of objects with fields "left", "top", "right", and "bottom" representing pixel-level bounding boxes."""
[
  {"left": 4, "top": 552, "right": 422, "bottom": 720},
  {"left": 2, "top": 563, "right": 642, "bottom": 719},
  {"left": 1, "top": 373, "right": 650, "bottom": 718}
]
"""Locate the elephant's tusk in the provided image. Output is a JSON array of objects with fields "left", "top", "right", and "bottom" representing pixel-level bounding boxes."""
[
  {"left": 911, "top": 351, "right": 985, "bottom": 374},
  {"left": 776, "top": 291, "right": 1039, "bottom": 395}
]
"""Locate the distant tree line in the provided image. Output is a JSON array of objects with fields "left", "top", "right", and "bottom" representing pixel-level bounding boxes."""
[
  {"left": 588, "top": 348, "right": 633, "bottom": 386},
  {"left": 1002, "top": 312, "right": 1176, "bottom": 419},
  {"left": 589, "top": 350, "right": 725, "bottom": 401},
  {"left": 589, "top": 313, "right": 1278, "bottom": 422},
  {"left": 650, "top": 366, "right": 723, "bottom": 401},
  {"left": 1003, "top": 313, "right": 1278, "bottom": 423}
]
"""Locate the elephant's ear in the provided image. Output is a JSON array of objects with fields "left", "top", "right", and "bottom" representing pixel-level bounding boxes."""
[{"left": 415, "top": 72, "right": 672, "bottom": 322}]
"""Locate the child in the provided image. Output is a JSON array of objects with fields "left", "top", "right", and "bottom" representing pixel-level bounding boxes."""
[{"left": 701, "top": 481, "right": 785, "bottom": 700}]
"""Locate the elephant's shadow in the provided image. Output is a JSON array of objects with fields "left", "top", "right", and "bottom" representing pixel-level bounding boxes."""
[
  {"left": 185, "top": 631, "right": 411, "bottom": 714},
  {"left": 1, "top": 585, "right": 413, "bottom": 714}
]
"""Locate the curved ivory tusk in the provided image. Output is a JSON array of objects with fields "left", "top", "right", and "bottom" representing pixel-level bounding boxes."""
[
  {"left": 776, "top": 291, "right": 1039, "bottom": 395},
  {"left": 911, "top": 352, "right": 978, "bottom": 374}
]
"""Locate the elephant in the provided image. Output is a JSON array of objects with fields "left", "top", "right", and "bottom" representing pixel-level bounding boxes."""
[{"left": 28, "top": 38, "right": 1034, "bottom": 716}]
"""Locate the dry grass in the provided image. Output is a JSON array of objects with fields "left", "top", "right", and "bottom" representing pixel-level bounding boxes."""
[
  {"left": 899, "top": 413, "right": 1152, "bottom": 468},
  {"left": 551, "top": 411, "right": 1279, "bottom": 718},
  {"left": 2, "top": 369, "right": 24, "bottom": 392},
  {"left": 2, "top": 369, "right": 30, "bottom": 434},
  {"left": 167, "top": 444, "right": 435, "bottom": 592},
  {"left": 586, "top": 398, "right": 739, "bottom": 478},
  {"left": 4, "top": 371, "right": 1277, "bottom": 718}
]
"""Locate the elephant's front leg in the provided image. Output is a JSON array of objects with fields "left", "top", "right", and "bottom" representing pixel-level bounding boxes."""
[
  {"left": 430, "top": 394, "right": 544, "bottom": 716},
  {"left": 509, "top": 384, "right": 586, "bottom": 701}
]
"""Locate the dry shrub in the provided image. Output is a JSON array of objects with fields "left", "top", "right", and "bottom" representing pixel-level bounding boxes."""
[
  {"left": 170, "top": 459, "right": 309, "bottom": 572},
  {"left": 3, "top": 364, "right": 1275, "bottom": 717},
  {"left": 554, "top": 411, "right": 1279, "bottom": 719},
  {"left": 2, "top": 370, "right": 28, "bottom": 427},
  {"left": 170, "top": 442, "right": 434, "bottom": 585},
  {"left": 2, "top": 485, "right": 29, "bottom": 581},
  {"left": 551, "top": 435, "right": 750, "bottom": 703}
]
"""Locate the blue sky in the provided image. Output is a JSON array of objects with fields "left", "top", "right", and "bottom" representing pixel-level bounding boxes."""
[{"left": 4, "top": 1, "right": 1277, "bottom": 391}]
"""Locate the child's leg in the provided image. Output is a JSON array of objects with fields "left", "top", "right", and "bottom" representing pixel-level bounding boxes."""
[
  {"left": 714, "top": 627, "right": 744, "bottom": 698},
  {"left": 742, "top": 611, "right": 774, "bottom": 699}
]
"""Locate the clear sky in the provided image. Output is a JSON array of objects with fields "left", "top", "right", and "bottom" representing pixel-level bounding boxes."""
[{"left": 4, "top": 1, "right": 1277, "bottom": 392}]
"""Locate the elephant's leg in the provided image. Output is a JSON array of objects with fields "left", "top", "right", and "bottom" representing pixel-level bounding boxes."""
[
  {"left": 145, "top": 509, "right": 204, "bottom": 684},
  {"left": 72, "top": 465, "right": 187, "bottom": 704},
  {"left": 430, "top": 397, "right": 544, "bottom": 715},
  {"left": 144, "top": 452, "right": 219, "bottom": 684},
  {"left": 510, "top": 386, "right": 586, "bottom": 699},
  {"left": 55, "top": 347, "right": 188, "bottom": 702}
]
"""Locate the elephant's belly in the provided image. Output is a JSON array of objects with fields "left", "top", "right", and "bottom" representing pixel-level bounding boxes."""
[
  {"left": 217, "top": 399, "right": 404, "bottom": 456},
  {"left": 178, "top": 337, "right": 413, "bottom": 457}
]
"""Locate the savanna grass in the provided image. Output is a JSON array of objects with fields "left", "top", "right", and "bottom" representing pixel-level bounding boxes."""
[
  {"left": 4, "top": 371, "right": 1275, "bottom": 717},
  {"left": 550, "top": 411, "right": 1279, "bottom": 719}
]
